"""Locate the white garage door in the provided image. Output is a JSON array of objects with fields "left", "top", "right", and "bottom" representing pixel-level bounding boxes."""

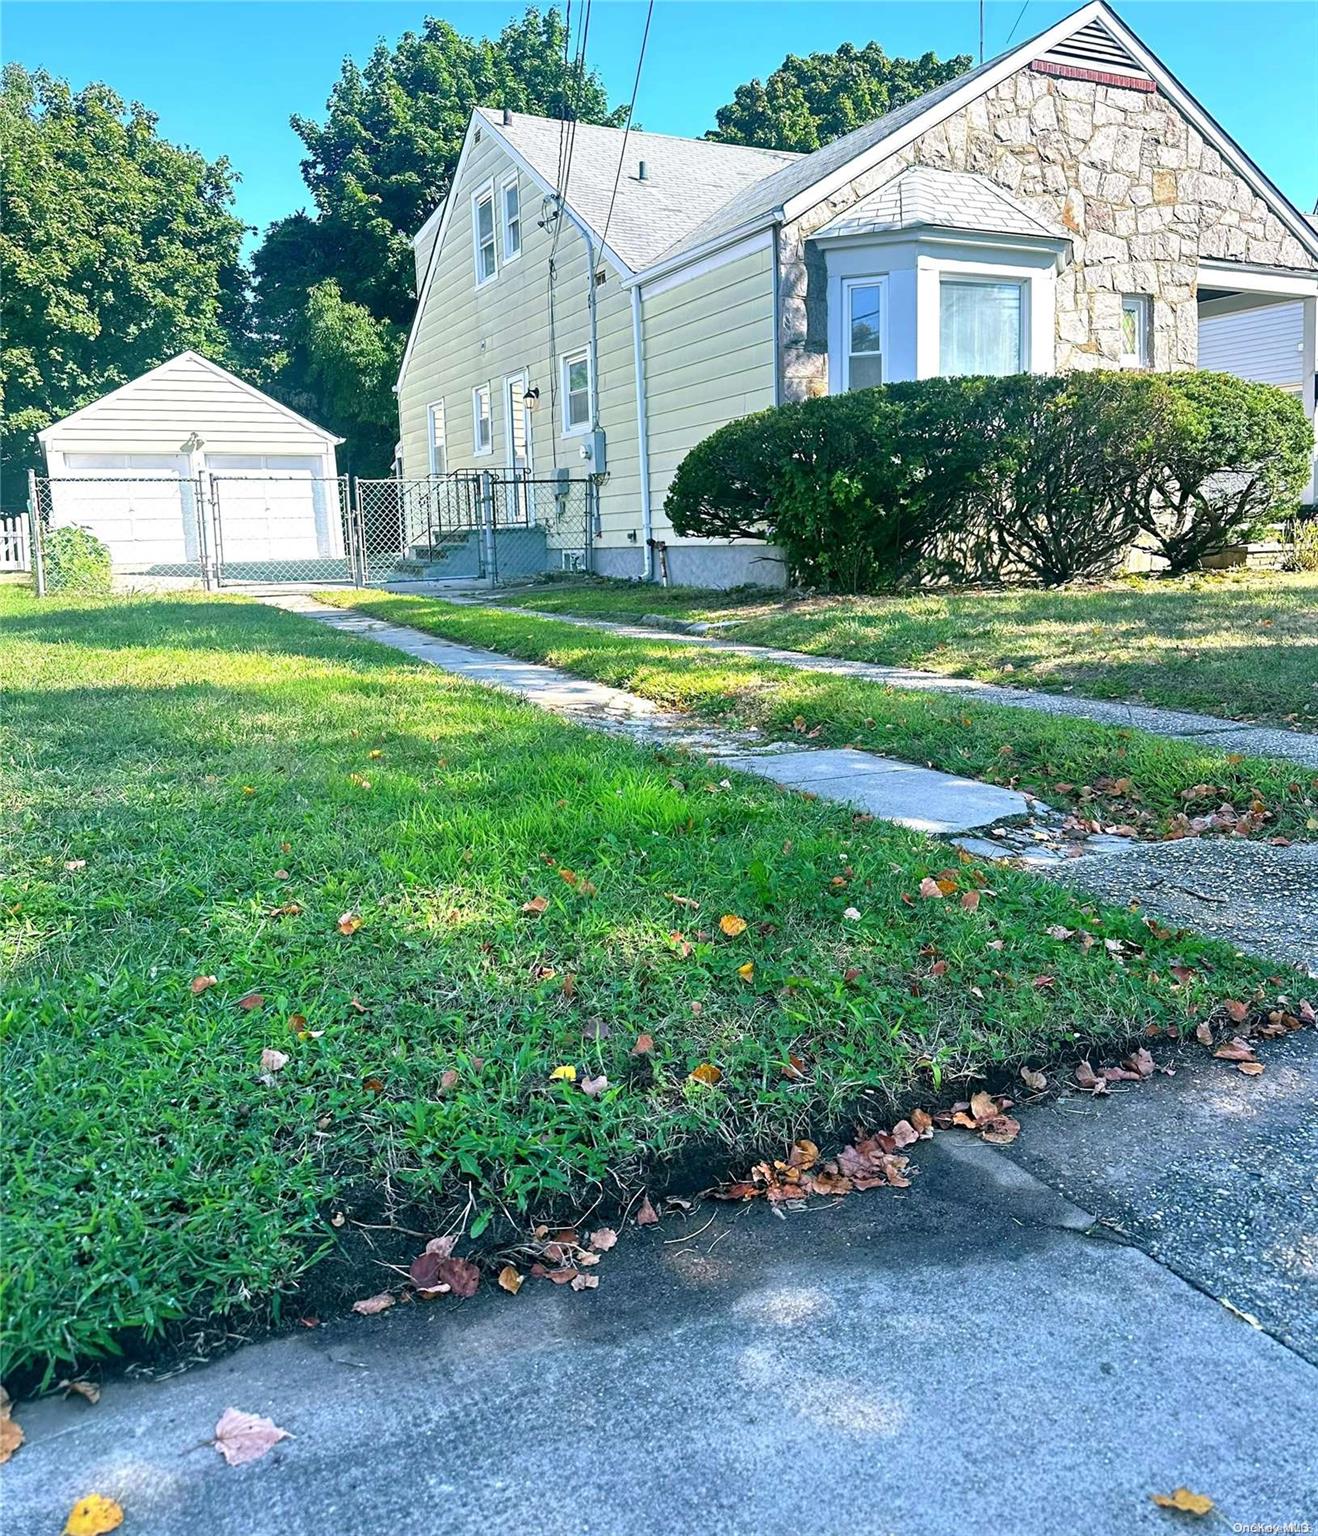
[
  {"left": 206, "top": 455, "right": 344, "bottom": 563},
  {"left": 53, "top": 454, "right": 196, "bottom": 571}
]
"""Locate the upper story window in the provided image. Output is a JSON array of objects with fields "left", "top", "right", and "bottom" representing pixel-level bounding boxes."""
[
  {"left": 561, "top": 348, "right": 592, "bottom": 435},
  {"left": 940, "top": 278, "right": 1026, "bottom": 377},
  {"left": 427, "top": 401, "right": 446, "bottom": 476},
  {"left": 472, "top": 384, "right": 493, "bottom": 455},
  {"left": 501, "top": 175, "right": 522, "bottom": 262},
  {"left": 473, "top": 183, "right": 497, "bottom": 286},
  {"left": 1121, "top": 294, "right": 1152, "bottom": 368},
  {"left": 844, "top": 279, "right": 885, "bottom": 390}
]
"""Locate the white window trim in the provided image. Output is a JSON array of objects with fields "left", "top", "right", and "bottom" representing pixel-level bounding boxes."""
[
  {"left": 937, "top": 274, "right": 1030, "bottom": 378},
  {"left": 1120, "top": 293, "right": 1152, "bottom": 369},
  {"left": 504, "top": 370, "right": 532, "bottom": 470},
  {"left": 472, "top": 180, "right": 498, "bottom": 289},
  {"left": 840, "top": 275, "right": 889, "bottom": 391},
  {"left": 500, "top": 173, "right": 522, "bottom": 264},
  {"left": 472, "top": 383, "right": 493, "bottom": 456},
  {"left": 427, "top": 400, "right": 446, "bottom": 476},
  {"left": 560, "top": 347, "right": 593, "bottom": 437}
]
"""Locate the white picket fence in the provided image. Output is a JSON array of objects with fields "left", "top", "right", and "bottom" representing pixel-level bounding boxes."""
[{"left": 0, "top": 514, "right": 32, "bottom": 572}]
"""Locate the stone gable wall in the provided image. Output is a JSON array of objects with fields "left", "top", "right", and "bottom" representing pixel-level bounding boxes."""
[{"left": 779, "top": 65, "right": 1316, "bottom": 401}]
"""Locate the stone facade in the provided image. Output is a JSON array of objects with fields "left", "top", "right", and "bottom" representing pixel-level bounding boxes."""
[{"left": 779, "top": 64, "right": 1317, "bottom": 401}]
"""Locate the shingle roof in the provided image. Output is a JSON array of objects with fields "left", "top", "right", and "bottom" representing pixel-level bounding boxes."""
[
  {"left": 477, "top": 108, "right": 798, "bottom": 271},
  {"left": 812, "top": 164, "right": 1068, "bottom": 242}
]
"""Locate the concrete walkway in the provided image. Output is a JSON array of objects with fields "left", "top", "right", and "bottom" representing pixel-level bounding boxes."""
[
  {"left": 479, "top": 600, "right": 1318, "bottom": 771},
  {"left": 6, "top": 1032, "right": 1315, "bottom": 1536},
  {"left": 268, "top": 595, "right": 1037, "bottom": 836}
]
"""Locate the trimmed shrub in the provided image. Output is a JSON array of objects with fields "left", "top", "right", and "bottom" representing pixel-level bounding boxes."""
[
  {"left": 665, "top": 369, "right": 1313, "bottom": 589},
  {"left": 1133, "top": 372, "right": 1314, "bottom": 575},
  {"left": 1292, "top": 517, "right": 1318, "bottom": 573},
  {"left": 43, "top": 525, "right": 113, "bottom": 594}
]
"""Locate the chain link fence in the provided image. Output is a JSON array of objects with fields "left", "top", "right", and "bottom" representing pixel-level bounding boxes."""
[{"left": 27, "top": 468, "right": 593, "bottom": 593}]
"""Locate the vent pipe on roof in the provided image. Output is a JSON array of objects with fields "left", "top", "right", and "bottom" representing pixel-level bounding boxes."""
[
  {"left": 637, "top": 159, "right": 649, "bottom": 182},
  {"left": 502, "top": 106, "right": 513, "bottom": 126}
]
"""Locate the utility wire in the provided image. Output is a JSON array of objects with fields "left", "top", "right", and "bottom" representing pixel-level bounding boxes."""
[
  {"left": 1005, "top": 1, "right": 1031, "bottom": 46},
  {"left": 596, "top": 0, "right": 655, "bottom": 266}
]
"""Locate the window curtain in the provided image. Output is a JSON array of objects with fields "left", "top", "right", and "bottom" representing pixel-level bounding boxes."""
[{"left": 940, "top": 281, "right": 1024, "bottom": 376}]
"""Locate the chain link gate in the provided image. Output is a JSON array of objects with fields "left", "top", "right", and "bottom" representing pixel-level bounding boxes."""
[
  {"left": 30, "top": 473, "right": 211, "bottom": 587},
  {"left": 207, "top": 473, "right": 353, "bottom": 587},
  {"left": 353, "top": 470, "right": 592, "bottom": 586}
]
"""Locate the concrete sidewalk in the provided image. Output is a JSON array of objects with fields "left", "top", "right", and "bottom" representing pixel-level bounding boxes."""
[{"left": 6, "top": 1035, "right": 1315, "bottom": 1536}]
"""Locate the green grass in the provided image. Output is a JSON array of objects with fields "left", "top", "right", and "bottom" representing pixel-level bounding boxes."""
[
  {"left": 0, "top": 589, "right": 1301, "bottom": 1381},
  {"left": 493, "top": 571, "right": 1318, "bottom": 729},
  {"left": 318, "top": 590, "right": 1318, "bottom": 843}
]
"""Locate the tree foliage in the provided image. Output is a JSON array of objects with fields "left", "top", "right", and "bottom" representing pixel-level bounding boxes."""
[
  {"left": 249, "top": 7, "right": 622, "bottom": 472},
  {"left": 0, "top": 64, "right": 246, "bottom": 483},
  {"left": 706, "top": 41, "right": 973, "bottom": 153}
]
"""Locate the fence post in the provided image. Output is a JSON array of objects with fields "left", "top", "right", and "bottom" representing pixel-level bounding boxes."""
[
  {"left": 350, "top": 477, "right": 366, "bottom": 587},
  {"left": 479, "top": 470, "right": 497, "bottom": 587},
  {"left": 193, "top": 474, "right": 213, "bottom": 591},
  {"left": 27, "top": 470, "right": 46, "bottom": 598}
]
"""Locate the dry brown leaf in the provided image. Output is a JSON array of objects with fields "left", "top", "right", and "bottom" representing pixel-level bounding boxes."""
[
  {"left": 1074, "top": 1060, "right": 1108, "bottom": 1093},
  {"left": 0, "top": 1387, "right": 23, "bottom": 1464},
  {"left": 1020, "top": 1066, "right": 1047, "bottom": 1092},
  {"left": 58, "top": 1379, "right": 101, "bottom": 1406},
  {"left": 1223, "top": 999, "right": 1250, "bottom": 1023},
  {"left": 719, "top": 914, "right": 748, "bottom": 937},
  {"left": 890, "top": 1120, "right": 919, "bottom": 1149},
  {"left": 980, "top": 1114, "right": 1021, "bottom": 1145},
  {"left": 237, "top": 992, "right": 265, "bottom": 1011},
  {"left": 1195, "top": 1022, "right": 1213, "bottom": 1046},
  {"left": 337, "top": 911, "right": 362, "bottom": 936},
  {"left": 918, "top": 877, "right": 943, "bottom": 900},
  {"left": 62, "top": 1495, "right": 124, "bottom": 1535},
  {"left": 497, "top": 1265, "right": 523, "bottom": 1295},
  {"left": 635, "top": 1195, "right": 660, "bottom": 1226},
  {"left": 1213, "top": 1037, "right": 1256, "bottom": 1062},
  {"left": 191, "top": 975, "right": 218, "bottom": 996},
  {"left": 259, "top": 1048, "right": 289, "bottom": 1074},
  {"left": 630, "top": 1033, "right": 654, "bottom": 1057},
  {"left": 589, "top": 1227, "right": 618, "bottom": 1252},
  {"left": 789, "top": 1138, "right": 820, "bottom": 1170},
  {"left": 969, "top": 1090, "right": 998, "bottom": 1124},
  {"left": 351, "top": 1292, "right": 395, "bottom": 1316},
  {"left": 1150, "top": 1488, "right": 1214, "bottom": 1516},
  {"left": 1236, "top": 1060, "right": 1265, "bottom": 1076},
  {"left": 213, "top": 1407, "right": 290, "bottom": 1467},
  {"left": 521, "top": 896, "right": 549, "bottom": 916},
  {"left": 689, "top": 1062, "right": 722, "bottom": 1086},
  {"left": 909, "top": 1107, "right": 934, "bottom": 1135},
  {"left": 581, "top": 1073, "right": 608, "bottom": 1097},
  {"left": 736, "top": 961, "right": 755, "bottom": 982},
  {"left": 570, "top": 1272, "right": 599, "bottom": 1291},
  {"left": 667, "top": 893, "right": 700, "bottom": 909},
  {"left": 960, "top": 890, "right": 981, "bottom": 912}
]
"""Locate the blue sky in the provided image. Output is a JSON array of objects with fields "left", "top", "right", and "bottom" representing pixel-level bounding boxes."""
[{"left": 5, "top": 1, "right": 1316, "bottom": 246}]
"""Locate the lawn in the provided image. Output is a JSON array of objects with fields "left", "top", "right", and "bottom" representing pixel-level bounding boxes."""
[
  {"left": 492, "top": 571, "right": 1318, "bottom": 729},
  {"left": 0, "top": 588, "right": 1297, "bottom": 1381},
  {"left": 318, "top": 590, "right": 1318, "bottom": 843}
]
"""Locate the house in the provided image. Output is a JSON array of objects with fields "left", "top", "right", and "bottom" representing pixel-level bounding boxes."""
[
  {"left": 396, "top": 0, "right": 1318, "bottom": 588},
  {"left": 39, "top": 352, "right": 344, "bottom": 576}
]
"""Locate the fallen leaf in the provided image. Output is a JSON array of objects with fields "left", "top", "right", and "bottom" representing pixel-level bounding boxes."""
[
  {"left": 1046, "top": 925, "right": 1075, "bottom": 941},
  {"left": 581, "top": 1073, "right": 608, "bottom": 1097},
  {"left": 1223, "top": 999, "right": 1250, "bottom": 1023},
  {"left": 889, "top": 1120, "right": 919, "bottom": 1149},
  {"left": 969, "top": 1090, "right": 998, "bottom": 1123},
  {"left": 1195, "top": 1022, "right": 1214, "bottom": 1046},
  {"left": 589, "top": 1227, "right": 618, "bottom": 1252},
  {"left": 351, "top": 1292, "right": 395, "bottom": 1316},
  {"left": 1150, "top": 1487, "right": 1214, "bottom": 1517},
  {"left": 1020, "top": 1066, "right": 1047, "bottom": 1092},
  {"left": 719, "top": 914, "right": 748, "bottom": 937},
  {"left": 918, "top": 877, "right": 944, "bottom": 899},
  {"left": 435, "top": 1257, "right": 480, "bottom": 1298},
  {"left": 980, "top": 1114, "right": 1021, "bottom": 1145},
  {"left": 1074, "top": 1060, "right": 1108, "bottom": 1094},
  {"left": 259, "top": 1048, "right": 289, "bottom": 1074},
  {"left": 960, "top": 890, "right": 981, "bottom": 912},
  {"left": 64, "top": 858, "right": 87, "bottom": 872},
  {"left": 521, "top": 896, "right": 549, "bottom": 916},
  {"left": 237, "top": 992, "right": 265, "bottom": 1011},
  {"left": 424, "top": 1235, "right": 459, "bottom": 1259},
  {"left": 630, "top": 1033, "right": 654, "bottom": 1056},
  {"left": 843, "top": 906, "right": 862, "bottom": 922},
  {"left": 1236, "top": 1060, "right": 1265, "bottom": 1076},
  {"left": 736, "top": 961, "right": 755, "bottom": 982},
  {"left": 362, "top": 1075, "right": 385, "bottom": 1095},
  {"left": 191, "top": 975, "right": 218, "bottom": 996},
  {"left": 213, "top": 1407, "right": 290, "bottom": 1467},
  {"left": 667, "top": 893, "right": 700, "bottom": 909},
  {"left": 337, "top": 911, "right": 362, "bottom": 936},
  {"left": 439, "top": 1069, "right": 459, "bottom": 1091},
  {"left": 549, "top": 1064, "right": 577, "bottom": 1082},
  {"left": 62, "top": 1495, "right": 124, "bottom": 1535},
  {"left": 789, "top": 1138, "right": 820, "bottom": 1170},
  {"left": 57, "top": 1379, "right": 101, "bottom": 1406},
  {"left": 1213, "top": 1037, "right": 1256, "bottom": 1063},
  {"left": 635, "top": 1195, "right": 660, "bottom": 1226},
  {"left": 689, "top": 1062, "right": 722, "bottom": 1086},
  {"left": 497, "top": 1265, "right": 524, "bottom": 1294},
  {"left": 0, "top": 1387, "right": 23, "bottom": 1463}
]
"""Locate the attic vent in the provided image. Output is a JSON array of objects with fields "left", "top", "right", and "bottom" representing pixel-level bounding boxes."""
[
  {"left": 1033, "top": 20, "right": 1155, "bottom": 90},
  {"left": 636, "top": 159, "right": 649, "bottom": 182}
]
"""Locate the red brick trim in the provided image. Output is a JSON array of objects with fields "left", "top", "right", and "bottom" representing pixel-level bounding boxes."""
[{"left": 1031, "top": 58, "right": 1157, "bottom": 93}]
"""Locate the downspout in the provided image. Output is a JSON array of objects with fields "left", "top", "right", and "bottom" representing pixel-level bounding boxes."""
[
  {"left": 630, "top": 284, "right": 655, "bottom": 582},
  {"left": 771, "top": 223, "right": 783, "bottom": 407}
]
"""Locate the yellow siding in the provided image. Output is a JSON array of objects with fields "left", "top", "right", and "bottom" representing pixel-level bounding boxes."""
[{"left": 640, "top": 240, "right": 777, "bottom": 543}]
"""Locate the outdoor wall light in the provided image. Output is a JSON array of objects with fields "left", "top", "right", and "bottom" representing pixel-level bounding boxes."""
[{"left": 523, "top": 386, "right": 541, "bottom": 410}]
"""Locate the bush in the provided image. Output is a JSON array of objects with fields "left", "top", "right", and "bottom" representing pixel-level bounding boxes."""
[
  {"left": 666, "top": 369, "right": 1313, "bottom": 589},
  {"left": 1292, "top": 517, "right": 1318, "bottom": 572},
  {"left": 1134, "top": 372, "right": 1314, "bottom": 575},
  {"left": 43, "top": 524, "right": 112, "bottom": 594}
]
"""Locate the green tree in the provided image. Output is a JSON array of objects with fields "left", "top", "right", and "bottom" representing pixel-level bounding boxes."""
[
  {"left": 707, "top": 41, "right": 973, "bottom": 153},
  {"left": 0, "top": 64, "right": 246, "bottom": 485},
  {"left": 250, "top": 7, "right": 622, "bottom": 472}
]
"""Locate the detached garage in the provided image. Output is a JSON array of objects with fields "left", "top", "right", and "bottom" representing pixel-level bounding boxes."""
[{"left": 38, "top": 352, "right": 345, "bottom": 579}]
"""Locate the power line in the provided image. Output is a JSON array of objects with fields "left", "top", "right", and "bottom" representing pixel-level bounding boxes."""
[
  {"left": 597, "top": 0, "right": 655, "bottom": 265},
  {"left": 1005, "top": 1, "right": 1031, "bottom": 46}
]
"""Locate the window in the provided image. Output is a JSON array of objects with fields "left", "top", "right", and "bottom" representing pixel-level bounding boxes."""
[
  {"left": 472, "top": 384, "right": 492, "bottom": 455},
  {"left": 473, "top": 184, "right": 497, "bottom": 285},
  {"left": 844, "top": 279, "right": 885, "bottom": 390},
  {"left": 939, "top": 279, "right": 1026, "bottom": 376},
  {"left": 1121, "top": 294, "right": 1152, "bottom": 368},
  {"left": 427, "top": 401, "right": 446, "bottom": 476},
  {"left": 561, "top": 348, "right": 592, "bottom": 435},
  {"left": 501, "top": 175, "right": 522, "bottom": 261}
]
